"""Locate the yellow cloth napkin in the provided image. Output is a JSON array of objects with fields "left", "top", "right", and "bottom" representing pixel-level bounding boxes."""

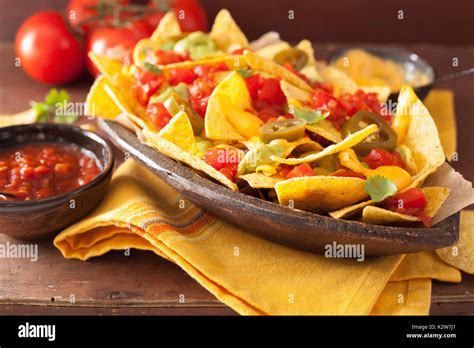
[{"left": 54, "top": 90, "right": 464, "bottom": 315}]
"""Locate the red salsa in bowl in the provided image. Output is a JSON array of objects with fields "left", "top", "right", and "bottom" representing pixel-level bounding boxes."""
[
  {"left": 0, "top": 143, "right": 101, "bottom": 201},
  {"left": 0, "top": 123, "right": 113, "bottom": 239}
]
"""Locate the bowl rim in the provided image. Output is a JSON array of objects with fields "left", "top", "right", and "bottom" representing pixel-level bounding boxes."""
[
  {"left": 327, "top": 45, "right": 437, "bottom": 88},
  {"left": 101, "top": 119, "right": 456, "bottom": 235},
  {"left": 0, "top": 123, "right": 114, "bottom": 207}
]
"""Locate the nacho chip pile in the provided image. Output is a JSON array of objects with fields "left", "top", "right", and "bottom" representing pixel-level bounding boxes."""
[{"left": 86, "top": 9, "right": 461, "bottom": 228}]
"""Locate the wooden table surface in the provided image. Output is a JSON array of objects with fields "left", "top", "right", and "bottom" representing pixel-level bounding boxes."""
[{"left": 0, "top": 42, "right": 473, "bottom": 315}]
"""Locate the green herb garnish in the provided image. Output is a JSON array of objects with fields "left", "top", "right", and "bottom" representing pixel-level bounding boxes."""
[
  {"left": 143, "top": 62, "right": 162, "bottom": 74},
  {"left": 237, "top": 68, "right": 253, "bottom": 78},
  {"left": 31, "top": 89, "right": 78, "bottom": 124},
  {"left": 293, "top": 106, "right": 329, "bottom": 125},
  {"left": 364, "top": 175, "right": 398, "bottom": 202}
]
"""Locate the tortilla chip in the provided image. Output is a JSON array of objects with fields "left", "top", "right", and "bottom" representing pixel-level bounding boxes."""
[
  {"left": 296, "top": 40, "right": 317, "bottom": 67},
  {"left": 238, "top": 173, "right": 282, "bottom": 188},
  {"left": 317, "top": 63, "right": 358, "bottom": 96},
  {"left": 396, "top": 144, "right": 418, "bottom": 176},
  {"left": 205, "top": 71, "right": 262, "bottom": 140},
  {"left": 85, "top": 76, "right": 123, "bottom": 119},
  {"left": 162, "top": 55, "right": 247, "bottom": 71},
  {"left": 362, "top": 187, "right": 450, "bottom": 225},
  {"left": 133, "top": 38, "right": 160, "bottom": 66},
  {"left": 210, "top": 9, "right": 248, "bottom": 52},
  {"left": 255, "top": 41, "right": 290, "bottom": 60},
  {"left": 158, "top": 111, "right": 196, "bottom": 151},
  {"left": 396, "top": 86, "right": 446, "bottom": 172},
  {"left": 150, "top": 12, "right": 182, "bottom": 42},
  {"left": 329, "top": 200, "right": 374, "bottom": 219},
  {"left": 0, "top": 108, "right": 37, "bottom": 127},
  {"left": 424, "top": 90, "right": 457, "bottom": 160},
  {"left": 88, "top": 52, "right": 123, "bottom": 79},
  {"left": 142, "top": 128, "right": 238, "bottom": 191},
  {"left": 306, "top": 120, "right": 342, "bottom": 144},
  {"left": 436, "top": 210, "right": 474, "bottom": 274},
  {"left": 359, "top": 86, "right": 391, "bottom": 103},
  {"left": 89, "top": 53, "right": 147, "bottom": 119},
  {"left": 275, "top": 176, "right": 368, "bottom": 213},
  {"left": 244, "top": 51, "right": 313, "bottom": 92},
  {"left": 271, "top": 124, "right": 378, "bottom": 165},
  {"left": 280, "top": 80, "right": 311, "bottom": 102}
]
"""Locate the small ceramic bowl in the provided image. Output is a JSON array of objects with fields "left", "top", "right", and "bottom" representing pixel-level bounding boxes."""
[
  {"left": 0, "top": 123, "right": 114, "bottom": 240},
  {"left": 328, "top": 46, "right": 436, "bottom": 102}
]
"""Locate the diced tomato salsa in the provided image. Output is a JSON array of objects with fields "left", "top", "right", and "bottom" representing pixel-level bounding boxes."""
[
  {"left": 146, "top": 102, "right": 173, "bottom": 131},
  {"left": 133, "top": 66, "right": 165, "bottom": 106},
  {"left": 244, "top": 74, "right": 287, "bottom": 122},
  {"left": 384, "top": 188, "right": 431, "bottom": 227},
  {"left": 189, "top": 76, "right": 217, "bottom": 118},
  {"left": 282, "top": 163, "right": 314, "bottom": 179},
  {"left": 202, "top": 147, "right": 242, "bottom": 181},
  {"left": 146, "top": 49, "right": 190, "bottom": 66},
  {"left": 0, "top": 143, "right": 101, "bottom": 201},
  {"left": 162, "top": 63, "right": 229, "bottom": 117},
  {"left": 311, "top": 88, "right": 387, "bottom": 130},
  {"left": 363, "top": 148, "right": 405, "bottom": 169}
]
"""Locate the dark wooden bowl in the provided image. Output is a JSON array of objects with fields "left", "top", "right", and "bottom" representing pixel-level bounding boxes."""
[
  {"left": 99, "top": 119, "right": 459, "bottom": 256},
  {"left": 0, "top": 123, "right": 114, "bottom": 240}
]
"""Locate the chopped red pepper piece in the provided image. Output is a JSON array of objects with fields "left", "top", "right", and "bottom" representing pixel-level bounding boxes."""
[
  {"left": 146, "top": 103, "right": 172, "bottom": 131},
  {"left": 384, "top": 188, "right": 431, "bottom": 227},
  {"left": 363, "top": 148, "right": 405, "bottom": 169},
  {"left": 285, "top": 163, "right": 314, "bottom": 179},
  {"left": 202, "top": 147, "right": 242, "bottom": 181}
]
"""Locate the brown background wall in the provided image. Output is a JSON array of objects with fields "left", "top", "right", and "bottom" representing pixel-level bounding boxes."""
[{"left": 0, "top": 0, "right": 473, "bottom": 44}]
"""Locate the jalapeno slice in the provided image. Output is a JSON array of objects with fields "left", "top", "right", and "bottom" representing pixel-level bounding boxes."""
[
  {"left": 274, "top": 48, "right": 308, "bottom": 71},
  {"left": 259, "top": 118, "right": 307, "bottom": 143},
  {"left": 341, "top": 110, "right": 397, "bottom": 156}
]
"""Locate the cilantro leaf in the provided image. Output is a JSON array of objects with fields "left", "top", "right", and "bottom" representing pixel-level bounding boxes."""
[
  {"left": 143, "top": 62, "right": 162, "bottom": 74},
  {"left": 237, "top": 68, "right": 253, "bottom": 78},
  {"left": 293, "top": 106, "right": 329, "bottom": 125},
  {"left": 45, "top": 89, "right": 70, "bottom": 106},
  {"left": 31, "top": 89, "right": 76, "bottom": 123},
  {"left": 364, "top": 175, "right": 398, "bottom": 202}
]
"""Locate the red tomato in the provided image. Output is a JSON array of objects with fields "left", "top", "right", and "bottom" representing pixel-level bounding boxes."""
[
  {"left": 193, "top": 62, "right": 229, "bottom": 76},
  {"left": 202, "top": 147, "right": 242, "bottom": 181},
  {"left": 67, "top": 0, "right": 132, "bottom": 34},
  {"left": 363, "top": 148, "right": 405, "bottom": 169},
  {"left": 285, "top": 163, "right": 314, "bottom": 179},
  {"left": 142, "top": 11, "right": 166, "bottom": 32},
  {"left": 167, "top": 68, "right": 198, "bottom": 86},
  {"left": 15, "top": 11, "right": 85, "bottom": 84},
  {"left": 147, "top": 49, "right": 188, "bottom": 65},
  {"left": 384, "top": 188, "right": 430, "bottom": 226},
  {"left": 279, "top": 164, "right": 294, "bottom": 178},
  {"left": 189, "top": 76, "right": 216, "bottom": 117},
  {"left": 312, "top": 81, "right": 334, "bottom": 94},
  {"left": 147, "top": 0, "right": 207, "bottom": 32},
  {"left": 146, "top": 103, "right": 172, "bottom": 131},
  {"left": 312, "top": 89, "right": 347, "bottom": 129},
  {"left": 257, "top": 107, "right": 281, "bottom": 123},
  {"left": 330, "top": 170, "right": 367, "bottom": 180},
  {"left": 339, "top": 89, "right": 388, "bottom": 122},
  {"left": 86, "top": 20, "right": 152, "bottom": 76},
  {"left": 258, "top": 78, "right": 286, "bottom": 105},
  {"left": 244, "top": 74, "right": 263, "bottom": 101},
  {"left": 133, "top": 66, "right": 165, "bottom": 106}
]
